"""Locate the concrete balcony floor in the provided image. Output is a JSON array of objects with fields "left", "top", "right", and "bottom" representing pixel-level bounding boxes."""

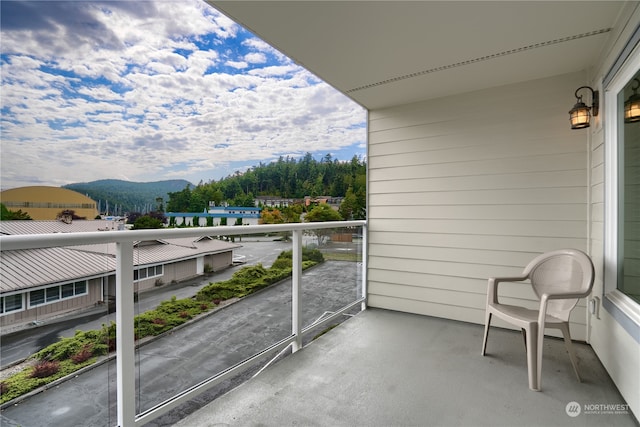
[{"left": 176, "top": 308, "right": 636, "bottom": 427}]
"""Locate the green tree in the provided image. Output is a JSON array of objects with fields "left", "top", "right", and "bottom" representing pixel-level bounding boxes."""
[
  {"left": 338, "top": 187, "right": 358, "bottom": 220},
  {"left": 167, "top": 185, "right": 192, "bottom": 212},
  {"left": 305, "top": 203, "right": 342, "bottom": 222},
  {"left": 132, "top": 215, "right": 164, "bottom": 229},
  {"left": 0, "top": 203, "right": 32, "bottom": 220},
  {"left": 304, "top": 203, "right": 343, "bottom": 245}
]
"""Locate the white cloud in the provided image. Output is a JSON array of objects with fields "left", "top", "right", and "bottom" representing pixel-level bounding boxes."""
[
  {"left": 244, "top": 52, "right": 267, "bottom": 64},
  {"left": 0, "top": 0, "right": 366, "bottom": 190},
  {"left": 226, "top": 60, "right": 249, "bottom": 69}
]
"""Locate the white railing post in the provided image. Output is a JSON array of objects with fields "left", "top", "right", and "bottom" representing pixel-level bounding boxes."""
[
  {"left": 292, "top": 229, "right": 302, "bottom": 353},
  {"left": 361, "top": 224, "right": 368, "bottom": 311},
  {"left": 116, "top": 241, "right": 136, "bottom": 427}
]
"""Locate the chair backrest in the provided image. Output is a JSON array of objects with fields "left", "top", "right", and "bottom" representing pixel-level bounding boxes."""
[{"left": 522, "top": 249, "right": 595, "bottom": 320}]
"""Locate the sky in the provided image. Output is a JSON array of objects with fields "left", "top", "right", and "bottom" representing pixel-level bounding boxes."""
[{"left": 0, "top": 0, "right": 367, "bottom": 190}]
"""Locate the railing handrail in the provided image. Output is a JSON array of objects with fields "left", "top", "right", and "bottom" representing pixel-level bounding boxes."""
[{"left": 0, "top": 220, "right": 366, "bottom": 251}]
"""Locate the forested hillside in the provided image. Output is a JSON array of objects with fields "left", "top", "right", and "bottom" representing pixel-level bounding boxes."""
[
  {"left": 63, "top": 179, "right": 192, "bottom": 214},
  {"left": 167, "top": 153, "right": 366, "bottom": 219}
]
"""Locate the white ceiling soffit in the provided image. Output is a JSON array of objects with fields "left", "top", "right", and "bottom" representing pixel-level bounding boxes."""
[{"left": 209, "top": 1, "right": 628, "bottom": 110}]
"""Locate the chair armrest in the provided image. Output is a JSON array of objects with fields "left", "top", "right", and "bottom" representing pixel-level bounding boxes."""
[
  {"left": 542, "top": 290, "right": 592, "bottom": 300},
  {"left": 487, "top": 275, "right": 528, "bottom": 304}
]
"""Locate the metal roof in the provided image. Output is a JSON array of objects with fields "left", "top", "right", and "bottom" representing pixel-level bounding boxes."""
[
  {"left": 0, "top": 247, "right": 114, "bottom": 293},
  {"left": 0, "top": 219, "right": 123, "bottom": 235},
  {"left": 0, "top": 221, "right": 241, "bottom": 294}
]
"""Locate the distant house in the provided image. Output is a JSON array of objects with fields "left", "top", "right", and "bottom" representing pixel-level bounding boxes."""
[
  {"left": 254, "top": 196, "right": 295, "bottom": 208},
  {"left": 304, "top": 196, "right": 343, "bottom": 210},
  {"left": 0, "top": 220, "right": 240, "bottom": 329}
]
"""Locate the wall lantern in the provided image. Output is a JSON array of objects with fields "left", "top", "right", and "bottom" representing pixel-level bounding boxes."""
[
  {"left": 569, "top": 86, "right": 599, "bottom": 129},
  {"left": 624, "top": 78, "right": 640, "bottom": 123}
]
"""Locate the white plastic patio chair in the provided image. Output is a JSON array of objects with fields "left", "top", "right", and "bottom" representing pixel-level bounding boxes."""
[{"left": 481, "top": 249, "right": 595, "bottom": 391}]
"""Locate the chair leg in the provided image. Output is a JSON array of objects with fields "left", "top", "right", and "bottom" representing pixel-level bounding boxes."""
[
  {"left": 536, "top": 322, "right": 545, "bottom": 391},
  {"left": 525, "top": 324, "right": 540, "bottom": 391},
  {"left": 560, "top": 323, "right": 581, "bottom": 382},
  {"left": 481, "top": 312, "right": 492, "bottom": 356},
  {"left": 521, "top": 328, "right": 527, "bottom": 350}
]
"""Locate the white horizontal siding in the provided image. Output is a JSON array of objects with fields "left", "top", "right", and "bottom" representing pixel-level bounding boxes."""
[{"left": 367, "top": 72, "right": 590, "bottom": 339}]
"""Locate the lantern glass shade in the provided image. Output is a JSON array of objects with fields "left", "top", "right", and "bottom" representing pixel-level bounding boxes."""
[
  {"left": 624, "top": 94, "right": 640, "bottom": 123},
  {"left": 569, "top": 102, "right": 591, "bottom": 129}
]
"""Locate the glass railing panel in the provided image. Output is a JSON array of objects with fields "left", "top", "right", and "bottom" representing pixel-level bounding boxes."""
[
  {"left": 301, "top": 225, "right": 364, "bottom": 333},
  {"left": 134, "top": 232, "right": 294, "bottom": 414},
  {"left": 0, "top": 221, "right": 366, "bottom": 426},
  {"left": 0, "top": 253, "right": 116, "bottom": 427}
]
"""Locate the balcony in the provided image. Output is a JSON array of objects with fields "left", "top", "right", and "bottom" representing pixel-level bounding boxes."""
[
  {"left": 176, "top": 307, "right": 636, "bottom": 427},
  {"left": 1, "top": 221, "right": 635, "bottom": 426}
]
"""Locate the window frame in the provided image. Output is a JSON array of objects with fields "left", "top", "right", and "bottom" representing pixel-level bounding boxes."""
[
  {"left": 604, "top": 40, "right": 640, "bottom": 335},
  {"left": 133, "top": 264, "right": 163, "bottom": 283},
  {"left": 27, "top": 280, "right": 89, "bottom": 309},
  {"left": 1, "top": 294, "right": 24, "bottom": 314}
]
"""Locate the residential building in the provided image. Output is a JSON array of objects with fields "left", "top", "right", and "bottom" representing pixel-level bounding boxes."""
[{"left": 254, "top": 196, "right": 295, "bottom": 208}]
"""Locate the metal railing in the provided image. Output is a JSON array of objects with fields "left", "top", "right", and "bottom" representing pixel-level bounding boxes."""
[{"left": 0, "top": 220, "right": 367, "bottom": 426}]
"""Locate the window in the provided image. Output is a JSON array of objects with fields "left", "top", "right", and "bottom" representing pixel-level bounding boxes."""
[
  {"left": 75, "top": 281, "right": 87, "bottom": 295},
  {"left": 1, "top": 294, "right": 23, "bottom": 314},
  {"left": 61, "top": 283, "right": 74, "bottom": 298},
  {"left": 27, "top": 280, "right": 88, "bottom": 308},
  {"left": 604, "top": 35, "right": 640, "bottom": 330},
  {"left": 30, "top": 289, "right": 45, "bottom": 306},
  {"left": 46, "top": 287, "right": 60, "bottom": 302},
  {"left": 617, "top": 69, "right": 640, "bottom": 303},
  {"left": 133, "top": 265, "right": 163, "bottom": 282}
]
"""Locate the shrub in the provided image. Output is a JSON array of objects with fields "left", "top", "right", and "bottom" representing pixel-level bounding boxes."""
[
  {"left": 270, "top": 257, "right": 292, "bottom": 270},
  {"left": 31, "top": 360, "right": 60, "bottom": 378},
  {"left": 71, "top": 345, "right": 94, "bottom": 364},
  {"left": 1, "top": 358, "right": 95, "bottom": 404},
  {"left": 33, "top": 328, "right": 110, "bottom": 362},
  {"left": 275, "top": 248, "right": 324, "bottom": 264}
]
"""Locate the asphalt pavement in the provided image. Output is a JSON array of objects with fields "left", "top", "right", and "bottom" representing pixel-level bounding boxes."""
[{"left": 0, "top": 238, "right": 363, "bottom": 427}]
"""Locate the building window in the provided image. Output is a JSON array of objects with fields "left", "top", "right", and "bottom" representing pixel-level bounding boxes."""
[
  {"left": 75, "top": 281, "right": 87, "bottom": 295},
  {"left": 133, "top": 265, "right": 163, "bottom": 282},
  {"left": 28, "top": 280, "right": 89, "bottom": 308},
  {"left": 604, "top": 36, "right": 640, "bottom": 331},
  {"left": 61, "top": 283, "right": 74, "bottom": 298},
  {"left": 1, "top": 294, "right": 24, "bottom": 314},
  {"left": 617, "top": 69, "right": 640, "bottom": 303},
  {"left": 30, "top": 289, "right": 45, "bottom": 306},
  {"left": 46, "top": 287, "right": 60, "bottom": 302}
]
